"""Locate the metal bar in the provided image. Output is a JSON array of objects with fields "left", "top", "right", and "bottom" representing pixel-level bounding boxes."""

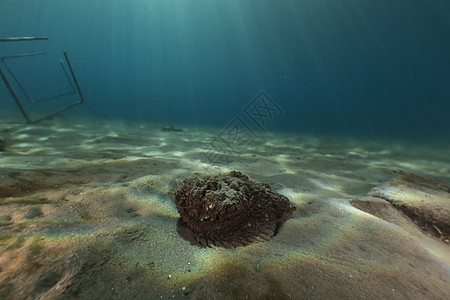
[
  {"left": 1, "top": 58, "right": 34, "bottom": 102},
  {"left": 0, "top": 37, "right": 48, "bottom": 42},
  {"left": 30, "top": 102, "right": 81, "bottom": 124},
  {"left": 0, "top": 65, "right": 31, "bottom": 123},
  {"left": 59, "top": 59, "right": 76, "bottom": 92},
  {"left": 0, "top": 52, "right": 45, "bottom": 60},
  {"left": 63, "top": 52, "right": 84, "bottom": 104},
  {"left": 32, "top": 91, "right": 77, "bottom": 103}
]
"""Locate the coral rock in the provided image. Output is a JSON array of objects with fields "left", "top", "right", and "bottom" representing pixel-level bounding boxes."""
[{"left": 174, "top": 171, "right": 296, "bottom": 248}]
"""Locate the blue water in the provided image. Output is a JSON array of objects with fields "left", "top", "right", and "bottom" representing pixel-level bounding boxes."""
[{"left": 1, "top": 0, "right": 449, "bottom": 141}]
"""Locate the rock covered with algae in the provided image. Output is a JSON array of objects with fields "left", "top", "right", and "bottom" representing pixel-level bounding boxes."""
[{"left": 174, "top": 171, "right": 296, "bottom": 248}]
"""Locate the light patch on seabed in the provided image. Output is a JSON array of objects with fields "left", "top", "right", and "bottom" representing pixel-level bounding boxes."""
[{"left": 415, "top": 234, "right": 450, "bottom": 271}]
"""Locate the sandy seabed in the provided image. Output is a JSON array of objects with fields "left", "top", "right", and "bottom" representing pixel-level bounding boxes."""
[{"left": 0, "top": 114, "right": 449, "bottom": 299}]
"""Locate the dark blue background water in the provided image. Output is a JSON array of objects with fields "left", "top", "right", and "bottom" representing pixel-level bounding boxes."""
[{"left": 1, "top": 0, "right": 449, "bottom": 140}]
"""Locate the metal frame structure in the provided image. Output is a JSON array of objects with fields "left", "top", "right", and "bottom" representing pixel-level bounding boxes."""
[
  {"left": 1, "top": 52, "right": 77, "bottom": 104},
  {"left": 0, "top": 36, "right": 85, "bottom": 123}
]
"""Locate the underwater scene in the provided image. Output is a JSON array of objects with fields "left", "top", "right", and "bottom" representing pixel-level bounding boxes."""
[{"left": 0, "top": 1, "right": 449, "bottom": 299}]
